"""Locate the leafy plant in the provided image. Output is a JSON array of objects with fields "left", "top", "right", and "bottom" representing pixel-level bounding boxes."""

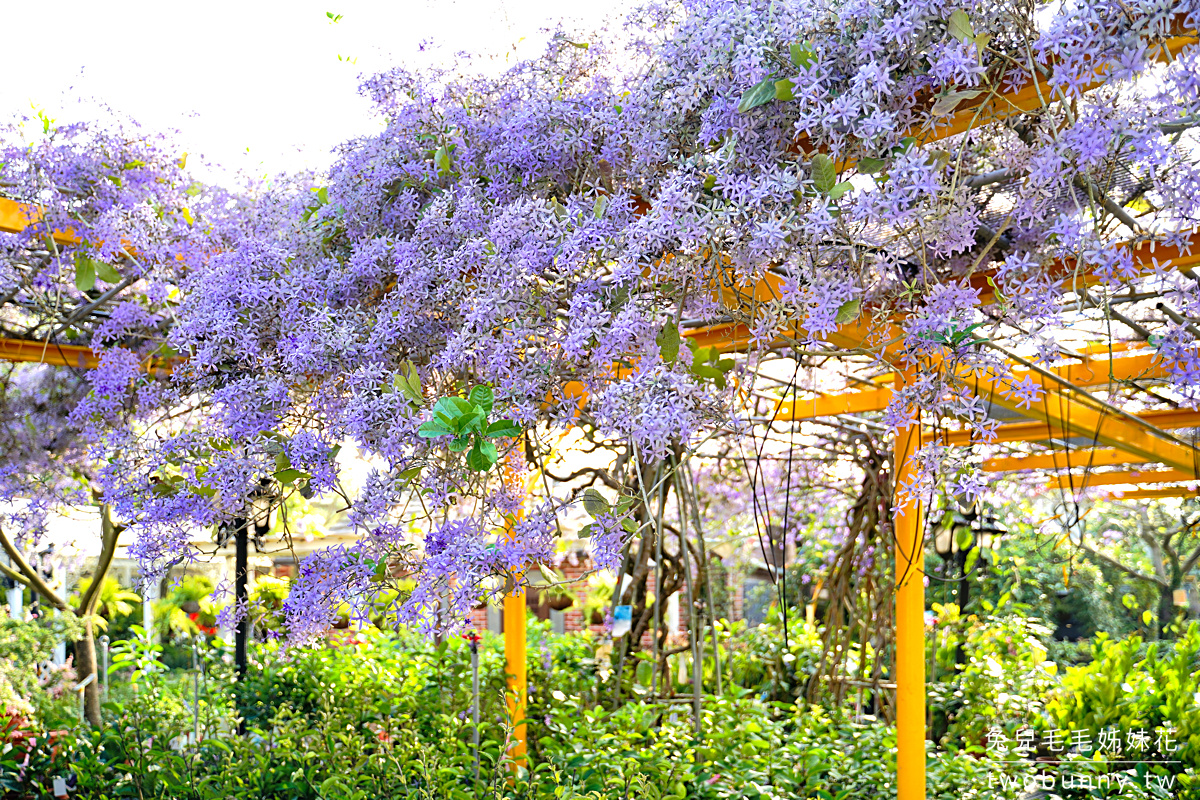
[
  {"left": 68, "top": 576, "right": 141, "bottom": 632},
  {"left": 418, "top": 384, "right": 521, "bottom": 471}
]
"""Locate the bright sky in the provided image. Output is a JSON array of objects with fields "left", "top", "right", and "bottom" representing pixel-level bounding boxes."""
[{"left": 4, "top": 0, "right": 628, "bottom": 182}]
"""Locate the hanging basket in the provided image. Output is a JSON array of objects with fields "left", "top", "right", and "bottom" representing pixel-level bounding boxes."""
[{"left": 546, "top": 593, "right": 575, "bottom": 611}]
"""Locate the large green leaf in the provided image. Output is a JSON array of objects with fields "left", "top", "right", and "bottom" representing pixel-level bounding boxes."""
[
  {"left": 810, "top": 154, "right": 837, "bottom": 194},
  {"left": 74, "top": 254, "right": 97, "bottom": 292},
  {"left": 789, "top": 41, "right": 817, "bottom": 70},
  {"left": 431, "top": 397, "right": 463, "bottom": 420},
  {"left": 581, "top": 488, "right": 611, "bottom": 517},
  {"left": 931, "top": 89, "right": 983, "bottom": 117},
  {"left": 467, "top": 441, "right": 498, "bottom": 472},
  {"left": 468, "top": 385, "right": 495, "bottom": 415},
  {"left": 857, "top": 156, "right": 888, "bottom": 174},
  {"left": 273, "top": 468, "right": 306, "bottom": 486},
  {"left": 827, "top": 180, "right": 854, "bottom": 200},
  {"left": 96, "top": 260, "right": 121, "bottom": 283},
  {"left": 418, "top": 419, "right": 454, "bottom": 438},
  {"left": 396, "top": 360, "right": 422, "bottom": 404},
  {"left": 947, "top": 9, "right": 974, "bottom": 42},
  {"left": 434, "top": 145, "right": 452, "bottom": 175},
  {"left": 485, "top": 419, "right": 521, "bottom": 438},
  {"left": 737, "top": 78, "right": 777, "bottom": 113},
  {"left": 835, "top": 298, "right": 862, "bottom": 324},
  {"left": 656, "top": 321, "right": 681, "bottom": 364}
]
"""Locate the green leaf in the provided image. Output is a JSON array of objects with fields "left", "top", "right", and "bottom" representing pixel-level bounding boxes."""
[
  {"left": 449, "top": 436, "right": 473, "bottom": 452},
  {"left": 931, "top": 89, "right": 983, "bottom": 117},
  {"left": 736, "top": 78, "right": 777, "bottom": 113},
  {"left": 613, "top": 496, "right": 636, "bottom": 514},
  {"left": 418, "top": 419, "right": 454, "bottom": 438},
  {"left": 273, "top": 468, "right": 304, "bottom": 486},
  {"left": 396, "top": 360, "right": 422, "bottom": 404},
  {"left": 834, "top": 299, "right": 861, "bottom": 324},
  {"left": 858, "top": 156, "right": 888, "bottom": 174},
  {"left": 467, "top": 441, "right": 498, "bottom": 472},
  {"left": 431, "top": 397, "right": 466, "bottom": 421},
  {"left": 95, "top": 261, "right": 121, "bottom": 283},
  {"left": 593, "top": 195, "right": 609, "bottom": 218},
  {"left": 656, "top": 322, "right": 681, "bottom": 364},
  {"left": 810, "top": 153, "right": 836, "bottom": 194},
  {"left": 691, "top": 363, "right": 728, "bottom": 389},
  {"left": 434, "top": 145, "right": 452, "bottom": 176},
  {"left": 485, "top": 420, "right": 522, "bottom": 438},
  {"left": 827, "top": 180, "right": 854, "bottom": 200},
  {"left": 1142, "top": 609, "right": 1154, "bottom": 626},
  {"left": 581, "top": 488, "right": 611, "bottom": 517},
  {"left": 274, "top": 452, "right": 291, "bottom": 473},
  {"left": 789, "top": 41, "right": 817, "bottom": 70},
  {"left": 620, "top": 518, "right": 638, "bottom": 534},
  {"left": 963, "top": 547, "right": 980, "bottom": 576},
  {"left": 773, "top": 79, "right": 794, "bottom": 102},
  {"left": 468, "top": 385, "right": 495, "bottom": 415},
  {"left": 947, "top": 9, "right": 974, "bottom": 42},
  {"left": 74, "top": 254, "right": 97, "bottom": 292},
  {"left": 397, "top": 466, "right": 422, "bottom": 485}
]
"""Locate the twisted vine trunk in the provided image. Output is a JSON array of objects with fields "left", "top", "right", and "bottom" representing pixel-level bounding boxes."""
[{"left": 74, "top": 617, "right": 102, "bottom": 726}]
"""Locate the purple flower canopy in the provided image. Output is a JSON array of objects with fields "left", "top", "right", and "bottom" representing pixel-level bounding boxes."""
[{"left": 3, "top": 0, "right": 1200, "bottom": 643}]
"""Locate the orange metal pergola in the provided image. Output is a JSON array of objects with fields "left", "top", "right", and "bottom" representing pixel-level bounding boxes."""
[{"left": 4, "top": 24, "right": 1200, "bottom": 792}]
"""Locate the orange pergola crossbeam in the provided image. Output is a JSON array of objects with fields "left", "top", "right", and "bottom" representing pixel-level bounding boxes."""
[
  {"left": 916, "top": 32, "right": 1197, "bottom": 146},
  {"left": 930, "top": 406, "right": 1200, "bottom": 448},
  {"left": 0, "top": 197, "right": 81, "bottom": 246},
  {"left": 982, "top": 447, "right": 1151, "bottom": 472},
  {"left": 1042, "top": 467, "right": 1198, "bottom": 491},
  {"left": 1093, "top": 486, "right": 1198, "bottom": 500},
  {"left": 778, "top": 349, "right": 1170, "bottom": 422},
  {"left": 0, "top": 338, "right": 99, "bottom": 369}
]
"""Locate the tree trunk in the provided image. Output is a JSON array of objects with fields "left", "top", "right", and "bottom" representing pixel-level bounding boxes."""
[{"left": 75, "top": 617, "right": 102, "bottom": 726}]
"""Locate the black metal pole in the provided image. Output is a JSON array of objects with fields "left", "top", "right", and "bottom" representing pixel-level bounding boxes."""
[
  {"left": 234, "top": 517, "right": 248, "bottom": 735},
  {"left": 235, "top": 518, "right": 248, "bottom": 680}
]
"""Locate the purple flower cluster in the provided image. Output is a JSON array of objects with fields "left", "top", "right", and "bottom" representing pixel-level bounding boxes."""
[{"left": 4, "top": 0, "right": 1200, "bottom": 641}]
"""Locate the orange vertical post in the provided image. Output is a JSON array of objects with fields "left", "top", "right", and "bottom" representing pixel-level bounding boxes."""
[
  {"left": 893, "top": 371, "right": 926, "bottom": 800},
  {"left": 502, "top": 455, "right": 528, "bottom": 769}
]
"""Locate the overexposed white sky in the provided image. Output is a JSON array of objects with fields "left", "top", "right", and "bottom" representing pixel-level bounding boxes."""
[{"left": 4, "top": 0, "right": 629, "bottom": 182}]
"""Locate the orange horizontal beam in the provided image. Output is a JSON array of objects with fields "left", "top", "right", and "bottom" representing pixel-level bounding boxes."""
[
  {"left": 982, "top": 448, "right": 1151, "bottom": 472},
  {"left": 974, "top": 231, "right": 1200, "bottom": 307},
  {"left": 1043, "top": 467, "right": 1197, "bottom": 490},
  {"left": 919, "top": 32, "right": 1197, "bottom": 146},
  {"left": 1093, "top": 486, "right": 1198, "bottom": 501},
  {"left": 779, "top": 350, "right": 1170, "bottom": 421},
  {"left": 781, "top": 386, "right": 893, "bottom": 419},
  {"left": 0, "top": 338, "right": 173, "bottom": 374},
  {"left": 0, "top": 197, "right": 80, "bottom": 245},
  {"left": 930, "top": 407, "right": 1200, "bottom": 447},
  {"left": 0, "top": 338, "right": 98, "bottom": 369}
]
